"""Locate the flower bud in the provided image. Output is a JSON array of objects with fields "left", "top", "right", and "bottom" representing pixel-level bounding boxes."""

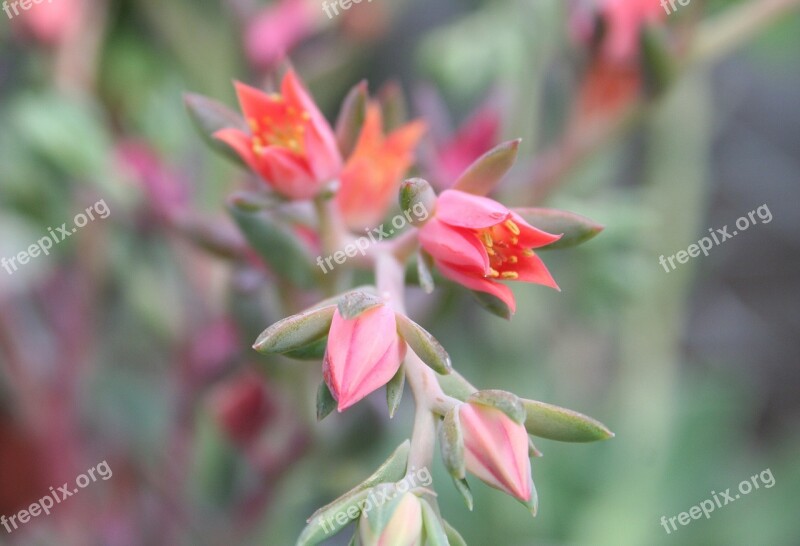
[
  {"left": 399, "top": 178, "right": 437, "bottom": 228},
  {"left": 459, "top": 401, "right": 532, "bottom": 502},
  {"left": 359, "top": 492, "right": 423, "bottom": 546}
]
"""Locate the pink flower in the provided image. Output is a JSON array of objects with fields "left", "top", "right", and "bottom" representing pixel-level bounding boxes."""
[
  {"left": 459, "top": 402, "right": 532, "bottom": 502},
  {"left": 243, "top": 0, "right": 318, "bottom": 70},
  {"left": 214, "top": 70, "right": 342, "bottom": 200},
  {"left": 323, "top": 305, "right": 406, "bottom": 412},
  {"left": 600, "top": 0, "right": 665, "bottom": 63},
  {"left": 418, "top": 190, "right": 561, "bottom": 314},
  {"left": 433, "top": 106, "right": 501, "bottom": 189}
]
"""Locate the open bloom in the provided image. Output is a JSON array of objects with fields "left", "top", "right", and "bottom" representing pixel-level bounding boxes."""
[
  {"left": 459, "top": 402, "right": 532, "bottom": 502},
  {"left": 336, "top": 102, "right": 426, "bottom": 231},
  {"left": 323, "top": 304, "right": 406, "bottom": 412},
  {"left": 418, "top": 190, "right": 561, "bottom": 314},
  {"left": 214, "top": 70, "right": 342, "bottom": 200},
  {"left": 359, "top": 492, "right": 423, "bottom": 546}
]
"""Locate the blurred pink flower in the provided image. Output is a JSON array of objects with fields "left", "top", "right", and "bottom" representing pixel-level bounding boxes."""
[
  {"left": 323, "top": 304, "right": 406, "bottom": 412},
  {"left": 418, "top": 190, "right": 561, "bottom": 314},
  {"left": 215, "top": 70, "right": 343, "bottom": 200},
  {"left": 459, "top": 402, "right": 532, "bottom": 502},
  {"left": 210, "top": 372, "right": 278, "bottom": 446},
  {"left": 12, "top": 0, "right": 83, "bottom": 46},
  {"left": 244, "top": 0, "right": 319, "bottom": 70},
  {"left": 600, "top": 0, "right": 665, "bottom": 63},
  {"left": 434, "top": 106, "right": 501, "bottom": 188}
]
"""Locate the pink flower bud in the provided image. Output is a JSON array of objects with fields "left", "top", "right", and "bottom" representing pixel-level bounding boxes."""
[
  {"left": 323, "top": 305, "right": 406, "bottom": 412},
  {"left": 215, "top": 70, "right": 342, "bottom": 200},
  {"left": 418, "top": 189, "right": 561, "bottom": 314},
  {"left": 459, "top": 402, "right": 532, "bottom": 502},
  {"left": 358, "top": 492, "right": 423, "bottom": 546}
]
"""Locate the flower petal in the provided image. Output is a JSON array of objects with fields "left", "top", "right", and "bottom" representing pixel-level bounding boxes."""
[
  {"left": 510, "top": 212, "right": 563, "bottom": 248},
  {"left": 435, "top": 189, "right": 509, "bottom": 229},
  {"left": 515, "top": 253, "right": 560, "bottom": 292},
  {"left": 435, "top": 261, "right": 516, "bottom": 315},
  {"left": 418, "top": 218, "right": 488, "bottom": 275}
]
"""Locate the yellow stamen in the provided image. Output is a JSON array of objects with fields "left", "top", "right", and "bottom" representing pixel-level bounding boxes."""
[
  {"left": 488, "top": 268, "right": 500, "bottom": 278},
  {"left": 301, "top": 111, "right": 311, "bottom": 121},
  {"left": 269, "top": 93, "right": 283, "bottom": 101},
  {"left": 480, "top": 232, "right": 493, "bottom": 248},
  {"left": 486, "top": 248, "right": 496, "bottom": 256},
  {"left": 505, "top": 219, "right": 520, "bottom": 235},
  {"left": 501, "top": 271, "right": 519, "bottom": 279},
  {"left": 508, "top": 256, "right": 518, "bottom": 264},
  {"left": 522, "top": 249, "right": 535, "bottom": 257},
  {"left": 248, "top": 118, "right": 259, "bottom": 131},
  {"left": 511, "top": 237, "right": 519, "bottom": 245}
]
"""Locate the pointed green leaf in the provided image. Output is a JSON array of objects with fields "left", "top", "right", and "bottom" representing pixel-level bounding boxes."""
[
  {"left": 419, "top": 499, "right": 449, "bottom": 546},
  {"left": 468, "top": 390, "right": 525, "bottom": 424},
  {"left": 416, "top": 250, "right": 435, "bottom": 294},
  {"left": 184, "top": 93, "right": 247, "bottom": 167},
  {"left": 317, "top": 381, "right": 337, "bottom": 422},
  {"left": 297, "top": 488, "right": 372, "bottom": 546},
  {"left": 512, "top": 208, "right": 604, "bottom": 250},
  {"left": 253, "top": 305, "right": 335, "bottom": 354},
  {"left": 395, "top": 315, "right": 452, "bottom": 375},
  {"left": 522, "top": 399, "right": 614, "bottom": 442},
  {"left": 451, "top": 477, "right": 473, "bottom": 511},
  {"left": 440, "top": 406, "right": 465, "bottom": 479},
  {"left": 378, "top": 80, "right": 408, "bottom": 131},
  {"left": 386, "top": 367, "right": 405, "bottom": 418},
  {"left": 471, "top": 290, "right": 512, "bottom": 320},
  {"left": 307, "top": 440, "right": 410, "bottom": 523},
  {"left": 284, "top": 336, "right": 328, "bottom": 361},
  {"left": 229, "top": 203, "right": 317, "bottom": 288},
  {"left": 337, "top": 290, "right": 384, "bottom": 320},
  {"left": 452, "top": 139, "right": 521, "bottom": 196},
  {"left": 444, "top": 520, "right": 468, "bottom": 546},
  {"left": 335, "top": 80, "right": 368, "bottom": 157},
  {"left": 528, "top": 436, "right": 543, "bottom": 458}
]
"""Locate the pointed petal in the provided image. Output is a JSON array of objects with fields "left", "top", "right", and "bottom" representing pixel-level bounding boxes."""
[
  {"left": 435, "top": 190, "right": 510, "bottom": 229},
  {"left": 214, "top": 128, "right": 259, "bottom": 171},
  {"left": 418, "top": 219, "right": 488, "bottom": 274},
  {"left": 435, "top": 261, "right": 516, "bottom": 314},
  {"left": 510, "top": 212, "right": 563, "bottom": 248},
  {"left": 515, "top": 253, "right": 560, "bottom": 292}
]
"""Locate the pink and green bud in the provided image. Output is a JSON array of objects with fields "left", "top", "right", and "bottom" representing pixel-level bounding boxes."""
[
  {"left": 459, "top": 401, "right": 533, "bottom": 502},
  {"left": 358, "top": 492, "right": 423, "bottom": 546},
  {"left": 323, "top": 304, "right": 406, "bottom": 412}
]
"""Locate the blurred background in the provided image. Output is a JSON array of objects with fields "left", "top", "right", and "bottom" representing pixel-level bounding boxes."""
[{"left": 1, "top": 0, "right": 799, "bottom": 544}]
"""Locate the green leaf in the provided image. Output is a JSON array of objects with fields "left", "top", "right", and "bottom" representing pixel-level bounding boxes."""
[
  {"left": 228, "top": 190, "right": 283, "bottom": 212},
  {"left": 184, "top": 93, "right": 247, "bottom": 167},
  {"left": 419, "top": 499, "right": 449, "bottom": 546},
  {"left": 440, "top": 406, "right": 465, "bottom": 479},
  {"left": 416, "top": 250, "right": 435, "bottom": 294},
  {"left": 316, "top": 381, "right": 337, "bottom": 421},
  {"left": 444, "top": 520, "right": 468, "bottom": 546},
  {"left": 395, "top": 315, "right": 452, "bottom": 375},
  {"left": 468, "top": 390, "right": 526, "bottom": 424},
  {"left": 253, "top": 306, "right": 336, "bottom": 354},
  {"left": 471, "top": 290, "right": 512, "bottom": 320},
  {"left": 452, "top": 139, "right": 521, "bottom": 196},
  {"left": 451, "top": 477, "right": 473, "bottom": 511},
  {"left": 378, "top": 80, "right": 408, "bottom": 131},
  {"left": 335, "top": 80, "right": 368, "bottom": 157},
  {"left": 297, "top": 488, "right": 372, "bottom": 546},
  {"left": 436, "top": 371, "right": 477, "bottom": 401},
  {"left": 229, "top": 203, "right": 317, "bottom": 288},
  {"left": 528, "top": 436, "right": 543, "bottom": 458},
  {"left": 337, "top": 290, "right": 384, "bottom": 320},
  {"left": 512, "top": 208, "right": 604, "bottom": 250},
  {"left": 522, "top": 399, "right": 614, "bottom": 442},
  {"left": 284, "top": 337, "right": 328, "bottom": 361},
  {"left": 386, "top": 367, "right": 405, "bottom": 418},
  {"left": 307, "top": 440, "right": 410, "bottom": 523},
  {"left": 640, "top": 26, "right": 676, "bottom": 99}
]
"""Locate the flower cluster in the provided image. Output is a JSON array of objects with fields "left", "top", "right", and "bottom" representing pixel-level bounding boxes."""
[{"left": 187, "top": 68, "right": 614, "bottom": 545}]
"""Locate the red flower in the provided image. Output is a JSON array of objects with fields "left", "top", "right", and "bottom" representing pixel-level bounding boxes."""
[
  {"left": 336, "top": 102, "right": 426, "bottom": 230},
  {"left": 419, "top": 190, "right": 561, "bottom": 313},
  {"left": 215, "top": 70, "right": 342, "bottom": 200}
]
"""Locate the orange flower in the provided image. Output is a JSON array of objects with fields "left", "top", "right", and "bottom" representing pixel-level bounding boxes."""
[
  {"left": 215, "top": 70, "right": 342, "bottom": 200},
  {"left": 336, "top": 103, "right": 426, "bottom": 230}
]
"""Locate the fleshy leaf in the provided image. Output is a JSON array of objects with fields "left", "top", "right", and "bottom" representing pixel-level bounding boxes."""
[
  {"left": 416, "top": 249, "right": 435, "bottom": 294},
  {"left": 468, "top": 390, "right": 526, "bottom": 424},
  {"left": 184, "top": 93, "right": 247, "bottom": 167},
  {"left": 395, "top": 315, "right": 452, "bottom": 375},
  {"left": 337, "top": 290, "right": 384, "bottom": 320},
  {"left": 317, "top": 381, "right": 337, "bottom": 421},
  {"left": 253, "top": 305, "right": 335, "bottom": 354},
  {"left": 419, "top": 499, "right": 449, "bottom": 546},
  {"left": 640, "top": 26, "right": 676, "bottom": 99},
  {"left": 522, "top": 399, "right": 614, "bottom": 442},
  {"left": 335, "top": 80, "right": 368, "bottom": 157},
  {"left": 386, "top": 367, "right": 405, "bottom": 418},
  {"left": 471, "top": 290, "right": 513, "bottom": 320},
  {"left": 440, "top": 406, "right": 465, "bottom": 479},
  {"left": 452, "top": 139, "right": 521, "bottom": 196},
  {"left": 444, "top": 520, "right": 468, "bottom": 546},
  {"left": 284, "top": 337, "right": 328, "bottom": 361},
  {"left": 512, "top": 208, "right": 603, "bottom": 250},
  {"left": 297, "top": 488, "right": 372, "bottom": 546},
  {"left": 451, "top": 477, "right": 473, "bottom": 511}
]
